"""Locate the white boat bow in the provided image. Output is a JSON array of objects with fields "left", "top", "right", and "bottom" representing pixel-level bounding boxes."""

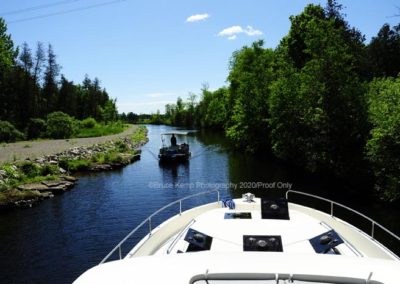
[{"left": 74, "top": 190, "right": 400, "bottom": 284}]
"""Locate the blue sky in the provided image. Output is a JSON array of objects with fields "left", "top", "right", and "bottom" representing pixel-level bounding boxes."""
[{"left": 1, "top": 0, "right": 399, "bottom": 114}]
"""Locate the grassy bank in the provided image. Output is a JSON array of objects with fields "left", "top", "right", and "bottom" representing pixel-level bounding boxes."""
[
  {"left": 63, "top": 125, "right": 147, "bottom": 172},
  {"left": 1, "top": 113, "right": 130, "bottom": 143},
  {"left": 0, "top": 126, "right": 148, "bottom": 208},
  {"left": 73, "top": 121, "right": 130, "bottom": 138},
  {"left": 0, "top": 162, "right": 60, "bottom": 206}
]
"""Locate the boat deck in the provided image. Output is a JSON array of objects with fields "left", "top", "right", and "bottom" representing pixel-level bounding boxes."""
[
  {"left": 74, "top": 195, "right": 400, "bottom": 284},
  {"left": 128, "top": 198, "right": 397, "bottom": 260}
]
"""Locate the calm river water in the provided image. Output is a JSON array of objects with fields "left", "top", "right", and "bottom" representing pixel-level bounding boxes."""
[{"left": 0, "top": 124, "right": 399, "bottom": 283}]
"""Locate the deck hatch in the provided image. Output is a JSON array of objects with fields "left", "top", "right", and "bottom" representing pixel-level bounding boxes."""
[
  {"left": 261, "top": 198, "right": 290, "bottom": 220},
  {"left": 309, "top": 229, "right": 344, "bottom": 254},
  {"left": 224, "top": 212, "right": 252, "bottom": 219},
  {"left": 184, "top": 228, "right": 213, "bottom": 252},
  {"left": 243, "top": 235, "right": 283, "bottom": 252}
]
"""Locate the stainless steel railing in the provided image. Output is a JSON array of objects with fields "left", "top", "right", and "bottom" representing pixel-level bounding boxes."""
[
  {"left": 189, "top": 272, "right": 383, "bottom": 284},
  {"left": 286, "top": 190, "right": 400, "bottom": 254},
  {"left": 100, "top": 189, "right": 220, "bottom": 264}
]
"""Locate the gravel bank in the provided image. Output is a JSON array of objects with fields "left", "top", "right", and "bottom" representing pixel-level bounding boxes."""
[{"left": 0, "top": 125, "right": 139, "bottom": 164}]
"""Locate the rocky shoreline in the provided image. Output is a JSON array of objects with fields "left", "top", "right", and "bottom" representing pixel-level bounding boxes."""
[
  {"left": 7, "top": 176, "right": 77, "bottom": 209},
  {"left": 0, "top": 127, "right": 148, "bottom": 210}
]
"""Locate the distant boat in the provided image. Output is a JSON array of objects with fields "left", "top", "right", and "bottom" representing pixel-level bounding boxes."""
[
  {"left": 158, "top": 132, "right": 191, "bottom": 162},
  {"left": 74, "top": 190, "right": 400, "bottom": 283}
]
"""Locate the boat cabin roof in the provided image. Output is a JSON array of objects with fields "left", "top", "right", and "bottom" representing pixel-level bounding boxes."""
[{"left": 161, "top": 131, "right": 190, "bottom": 136}]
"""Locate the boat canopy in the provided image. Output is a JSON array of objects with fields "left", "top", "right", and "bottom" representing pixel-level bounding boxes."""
[{"left": 161, "top": 131, "right": 191, "bottom": 136}]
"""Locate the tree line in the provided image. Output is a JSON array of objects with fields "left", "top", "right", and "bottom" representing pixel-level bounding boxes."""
[
  {"left": 149, "top": 1, "right": 400, "bottom": 201},
  {"left": 0, "top": 18, "right": 118, "bottom": 140}
]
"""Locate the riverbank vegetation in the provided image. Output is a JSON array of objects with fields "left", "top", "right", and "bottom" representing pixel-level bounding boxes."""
[
  {"left": 0, "top": 126, "right": 148, "bottom": 208},
  {"left": 0, "top": 111, "right": 127, "bottom": 142},
  {"left": 59, "top": 127, "right": 147, "bottom": 172},
  {"left": 0, "top": 18, "right": 118, "bottom": 143},
  {"left": 145, "top": 1, "right": 400, "bottom": 201}
]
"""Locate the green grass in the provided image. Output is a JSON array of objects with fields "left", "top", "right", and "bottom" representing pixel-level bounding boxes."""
[
  {"left": 16, "top": 161, "right": 59, "bottom": 178},
  {"left": 131, "top": 126, "right": 147, "bottom": 144},
  {"left": 59, "top": 159, "right": 91, "bottom": 172},
  {"left": 91, "top": 151, "right": 126, "bottom": 164},
  {"left": 104, "top": 151, "right": 124, "bottom": 163},
  {"left": 0, "top": 163, "right": 58, "bottom": 206},
  {"left": 8, "top": 175, "right": 58, "bottom": 189},
  {"left": 74, "top": 122, "right": 129, "bottom": 138},
  {"left": 115, "top": 140, "right": 129, "bottom": 152},
  {"left": 91, "top": 153, "right": 105, "bottom": 164},
  {"left": 0, "top": 126, "right": 148, "bottom": 207},
  {"left": 0, "top": 162, "right": 60, "bottom": 189},
  {"left": 0, "top": 188, "right": 42, "bottom": 205},
  {"left": 60, "top": 152, "right": 127, "bottom": 171}
]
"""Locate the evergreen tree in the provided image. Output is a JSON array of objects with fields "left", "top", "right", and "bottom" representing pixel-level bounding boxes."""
[
  {"left": 33, "top": 42, "right": 45, "bottom": 86},
  {"left": 0, "top": 17, "right": 118, "bottom": 137},
  {"left": 0, "top": 18, "right": 16, "bottom": 72},
  {"left": 58, "top": 75, "right": 79, "bottom": 117},
  {"left": 42, "top": 44, "right": 60, "bottom": 115},
  {"left": 0, "top": 18, "right": 17, "bottom": 122},
  {"left": 367, "top": 24, "right": 400, "bottom": 78},
  {"left": 126, "top": 112, "right": 138, "bottom": 124},
  {"left": 16, "top": 43, "right": 37, "bottom": 125}
]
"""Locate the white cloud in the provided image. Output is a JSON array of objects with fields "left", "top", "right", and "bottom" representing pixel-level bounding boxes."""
[
  {"left": 186, "top": 13, "right": 210, "bottom": 23},
  {"left": 244, "top": 25, "right": 263, "bottom": 36},
  {"left": 218, "top": 25, "right": 263, "bottom": 40},
  {"left": 218, "top": 25, "right": 243, "bottom": 37}
]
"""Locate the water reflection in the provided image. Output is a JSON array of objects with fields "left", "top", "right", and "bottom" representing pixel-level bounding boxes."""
[
  {"left": 159, "top": 161, "right": 190, "bottom": 189},
  {"left": 0, "top": 124, "right": 399, "bottom": 284}
]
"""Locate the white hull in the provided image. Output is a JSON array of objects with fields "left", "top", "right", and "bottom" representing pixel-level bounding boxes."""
[{"left": 74, "top": 191, "right": 400, "bottom": 284}]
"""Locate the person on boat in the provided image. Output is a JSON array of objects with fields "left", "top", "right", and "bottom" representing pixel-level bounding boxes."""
[{"left": 170, "top": 134, "right": 177, "bottom": 147}]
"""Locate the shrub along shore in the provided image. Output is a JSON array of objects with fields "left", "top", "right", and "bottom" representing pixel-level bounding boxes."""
[{"left": 0, "top": 126, "right": 148, "bottom": 210}]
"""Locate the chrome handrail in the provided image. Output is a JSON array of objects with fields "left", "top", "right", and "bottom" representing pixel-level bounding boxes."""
[
  {"left": 100, "top": 189, "right": 220, "bottom": 264},
  {"left": 286, "top": 190, "right": 400, "bottom": 244},
  {"left": 190, "top": 272, "right": 383, "bottom": 284}
]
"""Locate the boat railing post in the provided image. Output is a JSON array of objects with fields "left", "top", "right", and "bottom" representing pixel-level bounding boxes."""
[
  {"left": 217, "top": 191, "right": 220, "bottom": 202},
  {"left": 330, "top": 202, "right": 334, "bottom": 217},
  {"left": 371, "top": 222, "right": 375, "bottom": 238},
  {"left": 148, "top": 218, "right": 152, "bottom": 236},
  {"left": 179, "top": 200, "right": 182, "bottom": 215},
  {"left": 118, "top": 246, "right": 122, "bottom": 260}
]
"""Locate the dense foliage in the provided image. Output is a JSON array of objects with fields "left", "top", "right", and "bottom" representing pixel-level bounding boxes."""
[
  {"left": 45, "top": 111, "right": 74, "bottom": 139},
  {"left": 0, "top": 121, "right": 25, "bottom": 142},
  {"left": 196, "top": 87, "right": 228, "bottom": 129},
  {"left": 0, "top": 18, "right": 118, "bottom": 141},
  {"left": 367, "top": 24, "right": 400, "bottom": 78},
  {"left": 226, "top": 41, "right": 275, "bottom": 151},
  {"left": 366, "top": 77, "right": 400, "bottom": 201},
  {"left": 144, "top": 1, "right": 400, "bottom": 201},
  {"left": 26, "top": 118, "right": 46, "bottom": 140},
  {"left": 269, "top": 4, "right": 368, "bottom": 178}
]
